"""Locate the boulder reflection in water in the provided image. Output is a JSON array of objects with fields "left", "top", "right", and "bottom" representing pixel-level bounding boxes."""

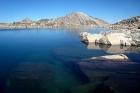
[{"left": 82, "top": 42, "right": 140, "bottom": 54}]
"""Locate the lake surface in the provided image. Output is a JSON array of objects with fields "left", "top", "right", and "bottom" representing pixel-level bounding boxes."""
[{"left": 0, "top": 28, "right": 140, "bottom": 93}]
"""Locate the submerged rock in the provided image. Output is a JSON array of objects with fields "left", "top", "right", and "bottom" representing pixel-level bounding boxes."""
[
  {"left": 90, "top": 54, "right": 129, "bottom": 60},
  {"left": 69, "top": 82, "right": 101, "bottom": 93},
  {"left": 5, "top": 62, "right": 55, "bottom": 93},
  {"left": 74, "top": 54, "right": 140, "bottom": 93},
  {"left": 75, "top": 54, "right": 140, "bottom": 82},
  {"left": 101, "top": 73, "right": 140, "bottom": 93}
]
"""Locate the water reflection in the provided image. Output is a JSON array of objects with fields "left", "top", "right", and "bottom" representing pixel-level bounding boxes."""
[
  {"left": 64, "top": 28, "right": 109, "bottom": 36},
  {"left": 83, "top": 42, "right": 140, "bottom": 54}
]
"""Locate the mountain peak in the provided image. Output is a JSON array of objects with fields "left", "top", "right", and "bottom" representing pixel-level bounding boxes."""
[
  {"left": 70, "top": 12, "right": 88, "bottom": 16},
  {"left": 54, "top": 12, "right": 108, "bottom": 27},
  {"left": 21, "top": 17, "right": 33, "bottom": 23}
]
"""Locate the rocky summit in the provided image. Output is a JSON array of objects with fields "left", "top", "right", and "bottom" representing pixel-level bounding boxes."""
[
  {"left": 53, "top": 12, "right": 109, "bottom": 27},
  {"left": 0, "top": 12, "right": 109, "bottom": 28}
]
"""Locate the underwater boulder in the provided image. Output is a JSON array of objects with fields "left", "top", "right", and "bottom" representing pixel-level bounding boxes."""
[{"left": 5, "top": 62, "right": 55, "bottom": 93}]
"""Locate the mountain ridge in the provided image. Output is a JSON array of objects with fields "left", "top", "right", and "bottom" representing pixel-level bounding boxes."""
[
  {"left": 111, "top": 15, "right": 140, "bottom": 29},
  {"left": 0, "top": 12, "right": 109, "bottom": 28},
  {"left": 0, "top": 12, "right": 139, "bottom": 29},
  {"left": 52, "top": 12, "right": 109, "bottom": 27}
]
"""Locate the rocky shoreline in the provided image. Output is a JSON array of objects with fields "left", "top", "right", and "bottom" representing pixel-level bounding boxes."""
[{"left": 80, "top": 29, "right": 140, "bottom": 46}]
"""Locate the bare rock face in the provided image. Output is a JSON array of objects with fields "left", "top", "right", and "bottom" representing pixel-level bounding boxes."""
[
  {"left": 0, "top": 12, "right": 109, "bottom": 28},
  {"left": 111, "top": 15, "right": 140, "bottom": 29},
  {"left": 80, "top": 29, "right": 140, "bottom": 46},
  {"left": 21, "top": 17, "right": 33, "bottom": 23},
  {"left": 53, "top": 12, "right": 109, "bottom": 27}
]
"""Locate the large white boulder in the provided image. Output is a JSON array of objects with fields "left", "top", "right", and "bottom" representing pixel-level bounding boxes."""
[
  {"left": 79, "top": 31, "right": 138, "bottom": 46},
  {"left": 80, "top": 32, "right": 104, "bottom": 43},
  {"left": 85, "top": 34, "right": 103, "bottom": 43},
  {"left": 91, "top": 54, "right": 129, "bottom": 60},
  {"left": 106, "top": 33, "right": 132, "bottom": 45}
]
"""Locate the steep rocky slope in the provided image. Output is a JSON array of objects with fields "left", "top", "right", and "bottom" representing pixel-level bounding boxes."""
[
  {"left": 53, "top": 12, "right": 108, "bottom": 27},
  {"left": 111, "top": 15, "right": 140, "bottom": 29}
]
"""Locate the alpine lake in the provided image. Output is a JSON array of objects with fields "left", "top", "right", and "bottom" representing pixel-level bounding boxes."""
[{"left": 0, "top": 28, "right": 140, "bottom": 93}]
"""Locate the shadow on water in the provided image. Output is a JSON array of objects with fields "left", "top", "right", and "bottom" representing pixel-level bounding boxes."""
[
  {"left": 71, "top": 48, "right": 140, "bottom": 93},
  {"left": 51, "top": 49, "right": 90, "bottom": 84},
  {"left": 63, "top": 61, "right": 89, "bottom": 84},
  {"left": 125, "top": 53, "right": 140, "bottom": 62}
]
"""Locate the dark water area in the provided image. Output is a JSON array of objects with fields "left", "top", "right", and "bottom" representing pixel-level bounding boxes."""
[{"left": 0, "top": 28, "right": 140, "bottom": 93}]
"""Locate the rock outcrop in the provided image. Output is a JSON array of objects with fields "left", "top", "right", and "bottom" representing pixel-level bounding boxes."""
[
  {"left": 110, "top": 15, "right": 140, "bottom": 29},
  {"left": 80, "top": 30, "right": 140, "bottom": 46}
]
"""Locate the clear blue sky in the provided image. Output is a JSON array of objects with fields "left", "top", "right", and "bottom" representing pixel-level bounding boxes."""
[{"left": 0, "top": 0, "right": 140, "bottom": 23}]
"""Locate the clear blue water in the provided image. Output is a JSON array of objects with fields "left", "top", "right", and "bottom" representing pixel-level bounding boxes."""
[{"left": 0, "top": 28, "right": 140, "bottom": 93}]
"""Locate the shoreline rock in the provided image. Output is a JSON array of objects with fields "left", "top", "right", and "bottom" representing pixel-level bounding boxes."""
[{"left": 80, "top": 29, "right": 140, "bottom": 46}]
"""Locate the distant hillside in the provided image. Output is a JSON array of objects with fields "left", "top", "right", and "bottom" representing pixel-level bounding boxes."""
[
  {"left": 111, "top": 15, "right": 140, "bottom": 29},
  {"left": 0, "top": 12, "right": 109, "bottom": 28}
]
